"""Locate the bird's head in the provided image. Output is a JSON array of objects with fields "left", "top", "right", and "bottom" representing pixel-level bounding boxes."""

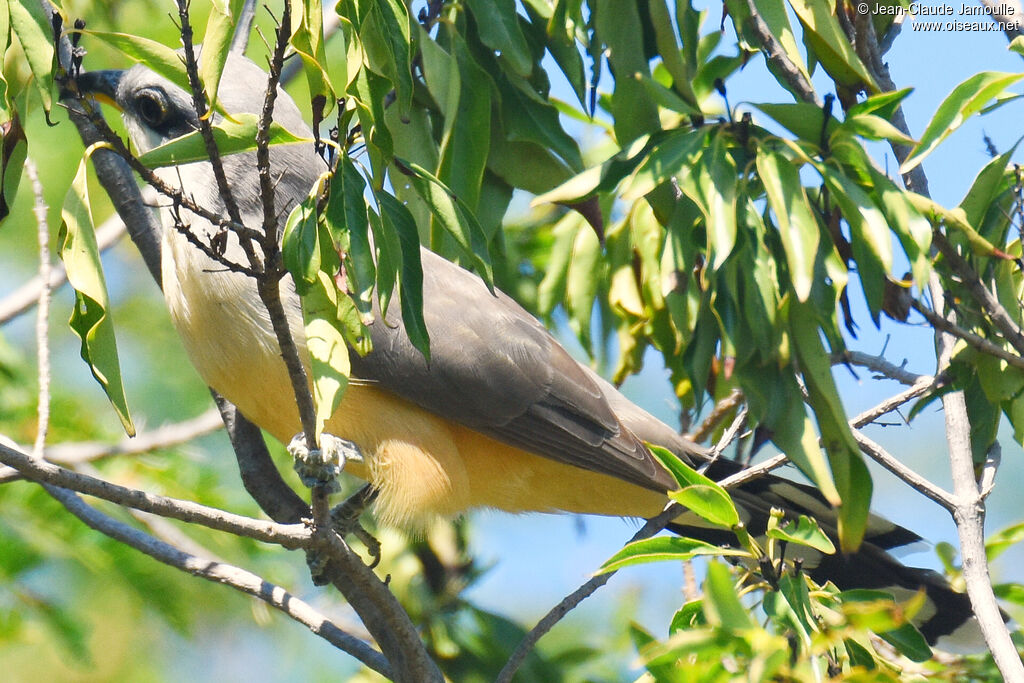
[{"left": 74, "top": 52, "right": 313, "bottom": 155}]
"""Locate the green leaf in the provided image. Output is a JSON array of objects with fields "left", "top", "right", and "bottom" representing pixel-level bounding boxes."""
[
  {"left": 597, "top": 536, "right": 749, "bottom": 574},
  {"left": 137, "top": 113, "right": 311, "bottom": 167},
  {"left": 753, "top": 102, "right": 839, "bottom": 145},
  {"left": 751, "top": 0, "right": 810, "bottom": 91},
  {"left": 987, "top": 521, "right": 1024, "bottom": 562},
  {"left": 649, "top": 445, "right": 740, "bottom": 528},
  {"left": 703, "top": 561, "right": 753, "bottom": 630},
  {"left": 398, "top": 159, "right": 493, "bottom": 285},
  {"left": 291, "top": 0, "right": 337, "bottom": 116},
  {"left": 465, "top": 0, "right": 534, "bottom": 78},
  {"left": 9, "top": 0, "right": 53, "bottom": 113},
  {"left": 83, "top": 30, "right": 191, "bottom": 100},
  {"left": 841, "top": 591, "right": 932, "bottom": 662},
  {"left": 1011, "top": 35, "right": 1024, "bottom": 56},
  {"left": 565, "top": 222, "right": 601, "bottom": 353},
  {"left": 839, "top": 113, "right": 915, "bottom": 145},
  {"left": 993, "top": 582, "right": 1024, "bottom": 606},
  {"left": 357, "top": 0, "right": 413, "bottom": 116},
  {"left": 58, "top": 147, "right": 135, "bottom": 436},
  {"left": 846, "top": 87, "right": 913, "bottom": 119},
  {"left": 901, "top": 72, "right": 1024, "bottom": 174},
  {"left": 301, "top": 270, "right": 366, "bottom": 437},
  {"left": 281, "top": 179, "right": 329, "bottom": 295},
  {"left": 756, "top": 148, "right": 820, "bottom": 301},
  {"left": 325, "top": 157, "right": 375, "bottom": 315},
  {"left": 767, "top": 514, "right": 836, "bottom": 554},
  {"left": 200, "top": 0, "right": 244, "bottom": 114},
  {"left": 698, "top": 133, "right": 737, "bottom": 270},
  {"left": 786, "top": 0, "right": 877, "bottom": 91},
  {"left": 960, "top": 140, "right": 1021, "bottom": 231},
  {"left": 867, "top": 166, "right": 931, "bottom": 289},
  {"left": 377, "top": 191, "right": 430, "bottom": 359},
  {"left": 0, "top": 115, "right": 27, "bottom": 223},
  {"left": 647, "top": 0, "right": 699, "bottom": 109},
  {"left": 594, "top": 0, "right": 660, "bottom": 143},
  {"left": 790, "top": 301, "right": 871, "bottom": 551},
  {"left": 621, "top": 129, "right": 706, "bottom": 200}
]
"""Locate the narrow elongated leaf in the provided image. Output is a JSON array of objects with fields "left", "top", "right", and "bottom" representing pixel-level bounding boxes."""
[
  {"left": 598, "top": 536, "right": 749, "bottom": 574},
  {"left": 699, "top": 135, "right": 738, "bottom": 269},
  {"left": 58, "top": 147, "right": 134, "bottom": 436},
  {"left": 399, "top": 159, "right": 492, "bottom": 284},
  {"left": 9, "top": 0, "right": 53, "bottom": 113},
  {"left": 465, "top": 0, "right": 533, "bottom": 78},
  {"left": 281, "top": 180, "right": 328, "bottom": 295},
  {"left": 138, "top": 113, "right": 310, "bottom": 167},
  {"left": 359, "top": 0, "right": 413, "bottom": 115},
  {"left": 291, "top": 0, "right": 337, "bottom": 116},
  {"left": 0, "top": 116, "right": 27, "bottom": 223},
  {"left": 960, "top": 140, "right": 1021, "bottom": 230},
  {"left": 647, "top": 0, "right": 698, "bottom": 109},
  {"left": 83, "top": 31, "right": 190, "bottom": 99},
  {"left": 303, "top": 271, "right": 354, "bottom": 437},
  {"left": 987, "top": 521, "right": 1024, "bottom": 561},
  {"left": 787, "top": 0, "right": 877, "bottom": 91},
  {"left": 622, "top": 129, "right": 706, "bottom": 200},
  {"left": 325, "top": 157, "right": 375, "bottom": 315},
  {"left": 791, "top": 302, "right": 871, "bottom": 550},
  {"left": 901, "top": 71, "right": 1024, "bottom": 173},
  {"left": 704, "top": 561, "right": 754, "bottom": 630},
  {"left": 377, "top": 191, "right": 430, "bottom": 358},
  {"left": 200, "top": 0, "right": 243, "bottom": 114},
  {"left": 756, "top": 148, "right": 819, "bottom": 300}
]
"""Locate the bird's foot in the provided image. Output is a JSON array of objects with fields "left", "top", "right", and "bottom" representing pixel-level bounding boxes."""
[
  {"left": 331, "top": 484, "right": 382, "bottom": 567},
  {"left": 288, "top": 432, "right": 363, "bottom": 494}
]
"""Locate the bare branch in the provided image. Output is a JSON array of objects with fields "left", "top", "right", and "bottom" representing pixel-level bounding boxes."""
[
  {"left": 0, "top": 441, "right": 310, "bottom": 548},
  {"left": 910, "top": 298, "right": 1024, "bottom": 371},
  {"left": 496, "top": 502, "right": 685, "bottom": 683},
  {"left": 27, "top": 157, "right": 52, "bottom": 461},
  {"left": 43, "top": 408, "right": 223, "bottom": 464},
  {"left": 718, "top": 453, "right": 789, "bottom": 489},
  {"left": 46, "top": 484, "right": 390, "bottom": 677},
  {"left": 834, "top": 349, "right": 926, "bottom": 386},
  {"left": 0, "top": 199, "right": 130, "bottom": 324},
  {"left": 849, "top": 373, "right": 945, "bottom": 429},
  {"left": 688, "top": 389, "right": 744, "bottom": 443},
  {"left": 742, "top": 0, "right": 819, "bottom": 104},
  {"left": 931, "top": 231, "right": 1024, "bottom": 356},
  {"left": 852, "top": 429, "right": 957, "bottom": 511},
  {"left": 979, "top": 0, "right": 1024, "bottom": 40}
]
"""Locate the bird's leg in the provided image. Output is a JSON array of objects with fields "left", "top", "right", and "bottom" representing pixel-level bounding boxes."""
[
  {"left": 287, "top": 432, "right": 362, "bottom": 494},
  {"left": 331, "top": 484, "right": 382, "bottom": 567}
]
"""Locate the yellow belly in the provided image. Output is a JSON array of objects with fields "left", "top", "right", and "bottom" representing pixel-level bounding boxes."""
[{"left": 162, "top": 230, "right": 666, "bottom": 528}]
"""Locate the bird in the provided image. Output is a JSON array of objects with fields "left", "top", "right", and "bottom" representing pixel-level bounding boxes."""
[{"left": 73, "top": 52, "right": 978, "bottom": 647}]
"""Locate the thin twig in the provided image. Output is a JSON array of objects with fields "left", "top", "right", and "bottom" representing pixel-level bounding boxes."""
[
  {"left": 27, "top": 157, "right": 51, "bottom": 460},
  {"left": 849, "top": 373, "right": 945, "bottom": 429},
  {"left": 851, "top": 429, "right": 957, "bottom": 511},
  {"left": 717, "top": 453, "right": 789, "bottom": 489},
  {"left": 834, "top": 349, "right": 924, "bottom": 386},
  {"left": 910, "top": 298, "right": 1024, "bottom": 371},
  {"left": 44, "top": 408, "right": 223, "bottom": 464},
  {"left": 688, "top": 389, "right": 744, "bottom": 443},
  {"left": 496, "top": 502, "right": 685, "bottom": 683}
]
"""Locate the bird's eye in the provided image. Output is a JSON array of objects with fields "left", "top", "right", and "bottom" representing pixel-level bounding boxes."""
[{"left": 134, "top": 89, "right": 168, "bottom": 128}]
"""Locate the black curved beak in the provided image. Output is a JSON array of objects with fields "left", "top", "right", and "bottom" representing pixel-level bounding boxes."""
[{"left": 70, "top": 69, "right": 125, "bottom": 110}]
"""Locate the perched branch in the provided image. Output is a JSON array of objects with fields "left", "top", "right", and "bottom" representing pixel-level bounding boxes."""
[{"left": 718, "top": 453, "right": 789, "bottom": 489}]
